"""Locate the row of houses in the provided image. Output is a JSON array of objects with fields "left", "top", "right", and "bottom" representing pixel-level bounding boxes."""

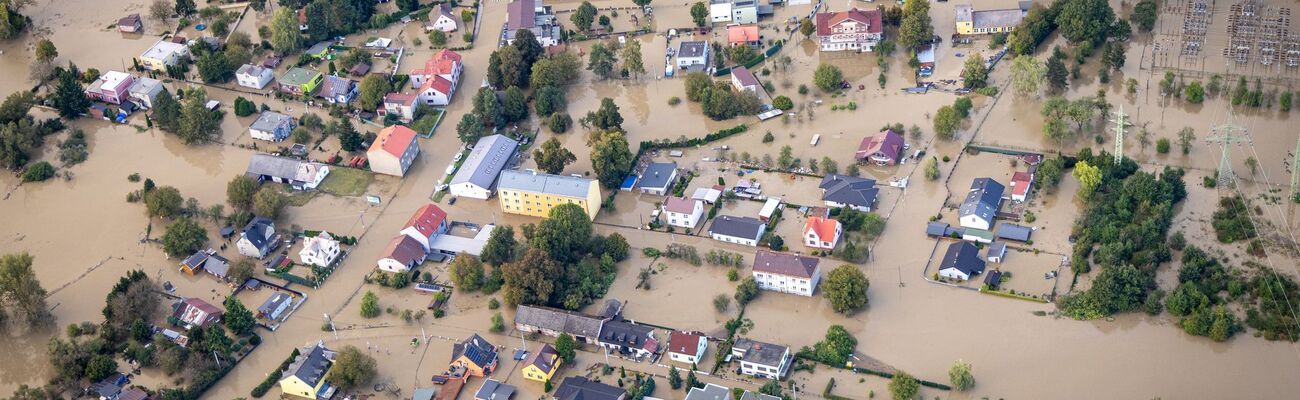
[{"left": 376, "top": 203, "right": 495, "bottom": 273}]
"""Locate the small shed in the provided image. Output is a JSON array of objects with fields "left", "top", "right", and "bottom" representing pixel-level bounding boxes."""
[
  {"left": 983, "top": 270, "right": 1003, "bottom": 289},
  {"left": 986, "top": 241, "right": 1007, "bottom": 263},
  {"left": 758, "top": 197, "right": 783, "bottom": 221},
  {"left": 962, "top": 228, "right": 994, "bottom": 244},
  {"left": 996, "top": 224, "right": 1033, "bottom": 242},
  {"left": 926, "top": 221, "right": 950, "bottom": 237}
]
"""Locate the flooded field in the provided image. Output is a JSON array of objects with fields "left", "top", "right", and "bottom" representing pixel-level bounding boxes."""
[{"left": 3, "top": 0, "right": 1300, "bottom": 399}]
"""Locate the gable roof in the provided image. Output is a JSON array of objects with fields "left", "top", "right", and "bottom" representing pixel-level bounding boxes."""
[
  {"left": 204, "top": 254, "right": 230, "bottom": 278},
  {"left": 381, "top": 235, "right": 426, "bottom": 266},
  {"left": 686, "top": 384, "right": 732, "bottom": 400},
  {"left": 507, "top": 0, "right": 538, "bottom": 30},
  {"left": 1011, "top": 171, "right": 1033, "bottom": 197},
  {"left": 241, "top": 217, "right": 276, "bottom": 250},
  {"left": 740, "top": 392, "right": 782, "bottom": 400},
  {"left": 524, "top": 343, "right": 559, "bottom": 374},
  {"left": 319, "top": 75, "right": 355, "bottom": 98},
  {"left": 453, "top": 134, "right": 519, "bottom": 190},
  {"left": 555, "top": 376, "right": 626, "bottom": 400},
  {"left": 731, "top": 66, "right": 759, "bottom": 87},
  {"left": 475, "top": 379, "right": 517, "bottom": 400},
  {"left": 939, "top": 241, "right": 986, "bottom": 276},
  {"left": 667, "top": 331, "right": 705, "bottom": 355},
  {"left": 708, "top": 215, "right": 766, "bottom": 239},
  {"left": 819, "top": 174, "right": 878, "bottom": 208},
  {"left": 514, "top": 305, "right": 605, "bottom": 338},
  {"left": 752, "top": 250, "right": 820, "bottom": 279},
  {"left": 119, "top": 14, "right": 141, "bottom": 27},
  {"left": 663, "top": 196, "right": 699, "bottom": 214},
  {"left": 996, "top": 223, "right": 1032, "bottom": 242},
  {"left": 959, "top": 178, "right": 1005, "bottom": 222},
  {"left": 237, "top": 63, "right": 272, "bottom": 78},
  {"left": 259, "top": 292, "right": 293, "bottom": 315},
  {"left": 404, "top": 204, "right": 449, "bottom": 238},
  {"left": 285, "top": 344, "right": 334, "bottom": 388},
  {"left": 453, "top": 333, "right": 499, "bottom": 367},
  {"left": 250, "top": 111, "right": 293, "bottom": 132},
  {"left": 638, "top": 162, "right": 677, "bottom": 190},
  {"left": 414, "top": 49, "right": 463, "bottom": 77},
  {"left": 498, "top": 170, "right": 594, "bottom": 198},
  {"left": 370, "top": 125, "right": 419, "bottom": 158},
  {"left": 855, "top": 130, "right": 904, "bottom": 161},
  {"left": 803, "top": 216, "right": 840, "bottom": 240},
  {"left": 727, "top": 25, "right": 760, "bottom": 44},
  {"left": 599, "top": 319, "right": 657, "bottom": 350},
  {"left": 815, "top": 8, "right": 882, "bottom": 36}
]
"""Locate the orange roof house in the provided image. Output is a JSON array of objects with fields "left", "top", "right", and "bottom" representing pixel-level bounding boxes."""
[
  {"left": 802, "top": 216, "right": 842, "bottom": 250},
  {"left": 727, "top": 25, "right": 761, "bottom": 47},
  {"left": 366, "top": 125, "right": 420, "bottom": 177},
  {"left": 400, "top": 203, "right": 449, "bottom": 251}
]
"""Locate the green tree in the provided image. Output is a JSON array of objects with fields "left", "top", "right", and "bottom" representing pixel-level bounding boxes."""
[
  {"left": 587, "top": 42, "right": 618, "bottom": 80},
  {"left": 690, "top": 2, "right": 708, "bottom": 27},
  {"left": 1010, "top": 56, "right": 1045, "bottom": 96},
  {"left": 490, "top": 312, "right": 506, "bottom": 332},
  {"left": 554, "top": 333, "right": 577, "bottom": 362},
  {"left": 534, "top": 137, "right": 576, "bottom": 174},
  {"left": 223, "top": 296, "right": 256, "bottom": 336},
  {"left": 145, "top": 186, "right": 184, "bottom": 218},
  {"left": 897, "top": 0, "right": 933, "bottom": 49},
  {"left": 734, "top": 277, "right": 759, "bottom": 305},
  {"left": 253, "top": 187, "right": 286, "bottom": 219},
  {"left": 1073, "top": 160, "right": 1101, "bottom": 198},
  {"left": 496, "top": 46, "right": 529, "bottom": 89},
  {"left": 1055, "top": 0, "right": 1115, "bottom": 44},
  {"left": 961, "top": 53, "right": 988, "bottom": 89},
  {"left": 823, "top": 265, "right": 869, "bottom": 314},
  {"left": 924, "top": 157, "right": 940, "bottom": 180},
  {"left": 933, "top": 105, "right": 959, "bottom": 140},
  {"left": 622, "top": 39, "right": 645, "bottom": 78},
  {"left": 949, "top": 360, "right": 975, "bottom": 391},
  {"left": 429, "top": 29, "right": 447, "bottom": 47},
  {"left": 337, "top": 119, "right": 363, "bottom": 152},
  {"left": 234, "top": 96, "right": 256, "bottom": 117},
  {"left": 684, "top": 72, "right": 713, "bottom": 102},
  {"left": 50, "top": 69, "right": 90, "bottom": 119},
  {"left": 178, "top": 89, "right": 220, "bottom": 144},
  {"left": 1046, "top": 53, "right": 1069, "bottom": 92},
  {"left": 530, "top": 52, "right": 581, "bottom": 88},
  {"left": 888, "top": 371, "right": 920, "bottom": 400},
  {"left": 304, "top": 0, "right": 330, "bottom": 42},
  {"left": 799, "top": 17, "right": 814, "bottom": 38},
  {"left": 811, "top": 325, "right": 857, "bottom": 366},
  {"left": 85, "top": 354, "right": 118, "bottom": 382},
  {"left": 528, "top": 204, "right": 594, "bottom": 263},
  {"left": 357, "top": 74, "right": 390, "bottom": 111},
  {"left": 571, "top": 1, "right": 597, "bottom": 31},
  {"left": 34, "top": 39, "right": 57, "bottom": 63},
  {"left": 360, "top": 291, "right": 380, "bottom": 318},
  {"left": 534, "top": 86, "right": 566, "bottom": 117},
  {"left": 291, "top": 126, "right": 311, "bottom": 144},
  {"left": 1184, "top": 81, "right": 1206, "bottom": 104},
  {"left": 21, "top": 162, "right": 54, "bottom": 182},
  {"left": 174, "top": 0, "right": 196, "bottom": 16},
  {"left": 332, "top": 346, "right": 378, "bottom": 390},
  {"left": 161, "top": 217, "right": 207, "bottom": 257},
  {"left": 587, "top": 97, "right": 624, "bottom": 131},
  {"left": 503, "top": 86, "right": 529, "bottom": 123},
  {"left": 270, "top": 7, "right": 304, "bottom": 54},
  {"left": 450, "top": 255, "right": 485, "bottom": 291},
  {"left": 1177, "top": 127, "right": 1195, "bottom": 155},
  {"left": 456, "top": 113, "right": 485, "bottom": 144},
  {"left": 226, "top": 175, "right": 257, "bottom": 211},
  {"left": 772, "top": 95, "right": 793, "bottom": 110},
  {"left": 481, "top": 225, "right": 518, "bottom": 266},
  {"left": 152, "top": 89, "right": 182, "bottom": 133},
  {"left": 813, "top": 63, "right": 843, "bottom": 92},
  {"left": 1131, "top": 0, "right": 1158, "bottom": 32},
  {"left": 473, "top": 86, "right": 505, "bottom": 127},
  {"left": 513, "top": 29, "right": 544, "bottom": 68},
  {"left": 0, "top": 253, "right": 52, "bottom": 329}
]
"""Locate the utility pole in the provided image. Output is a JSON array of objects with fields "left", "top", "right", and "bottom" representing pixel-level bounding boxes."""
[
  {"left": 1290, "top": 135, "right": 1300, "bottom": 200},
  {"left": 1206, "top": 111, "right": 1251, "bottom": 188},
  {"left": 324, "top": 313, "right": 339, "bottom": 340},
  {"left": 1110, "top": 104, "right": 1129, "bottom": 165}
]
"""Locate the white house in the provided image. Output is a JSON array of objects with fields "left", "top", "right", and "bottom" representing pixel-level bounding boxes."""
[
  {"left": 667, "top": 331, "right": 708, "bottom": 365},
  {"left": 249, "top": 111, "right": 296, "bottom": 142},
  {"left": 814, "top": 8, "right": 884, "bottom": 52},
  {"left": 237, "top": 217, "right": 278, "bottom": 259},
  {"left": 236, "top": 64, "right": 276, "bottom": 89},
  {"left": 730, "top": 66, "right": 760, "bottom": 94},
  {"left": 663, "top": 196, "right": 704, "bottom": 229},
  {"left": 752, "top": 250, "right": 821, "bottom": 296},
  {"left": 938, "top": 241, "right": 986, "bottom": 281},
  {"left": 731, "top": 338, "right": 790, "bottom": 379},
  {"left": 399, "top": 203, "right": 449, "bottom": 251},
  {"left": 377, "top": 235, "right": 427, "bottom": 272},
  {"left": 802, "top": 216, "right": 841, "bottom": 250},
  {"left": 637, "top": 162, "right": 677, "bottom": 195},
  {"left": 819, "top": 174, "right": 878, "bottom": 212},
  {"left": 127, "top": 77, "right": 164, "bottom": 109},
  {"left": 710, "top": 0, "right": 756, "bottom": 23},
  {"left": 426, "top": 4, "right": 459, "bottom": 32},
  {"left": 140, "top": 40, "right": 189, "bottom": 71},
  {"left": 958, "top": 178, "right": 1004, "bottom": 230},
  {"left": 298, "top": 232, "right": 341, "bottom": 267},
  {"left": 450, "top": 134, "right": 519, "bottom": 199},
  {"left": 1010, "top": 171, "right": 1033, "bottom": 202},
  {"left": 367, "top": 125, "right": 421, "bottom": 177},
  {"left": 708, "top": 216, "right": 766, "bottom": 247},
  {"left": 677, "top": 41, "right": 710, "bottom": 69},
  {"left": 409, "top": 49, "right": 463, "bottom": 106}
]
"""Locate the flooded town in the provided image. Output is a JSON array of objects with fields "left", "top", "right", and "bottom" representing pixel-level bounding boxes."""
[{"left": 2, "top": 0, "right": 1300, "bottom": 399}]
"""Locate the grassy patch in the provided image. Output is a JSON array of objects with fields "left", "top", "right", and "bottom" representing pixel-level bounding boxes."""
[{"left": 319, "top": 167, "right": 373, "bottom": 197}]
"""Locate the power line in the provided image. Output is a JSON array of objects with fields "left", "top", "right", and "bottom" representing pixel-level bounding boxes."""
[
  {"left": 1205, "top": 111, "right": 1251, "bottom": 187},
  {"left": 1110, "top": 104, "right": 1130, "bottom": 165}
]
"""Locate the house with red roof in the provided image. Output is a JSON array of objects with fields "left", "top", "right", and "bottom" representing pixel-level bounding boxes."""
[
  {"left": 667, "top": 331, "right": 709, "bottom": 365},
  {"left": 730, "top": 66, "right": 760, "bottom": 94},
  {"left": 751, "top": 250, "right": 821, "bottom": 296},
  {"left": 410, "top": 49, "right": 463, "bottom": 107},
  {"left": 1010, "top": 171, "right": 1033, "bottom": 202},
  {"left": 855, "top": 130, "right": 905, "bottom": 166},
  {"left": 400, "top": 203, "right": 450, "bottom": 251},
  {"left": 802, "top": 216, "right": 842, "bottom": 250},
  {"left": 172, "top": 298, "right": 223, "bottom": 329},
  {"left": 727, "top": 25, "right": 761, "bottom": 48},
  {"left": 815, "top": 8, "right": 883, "bottom": 52},
  {"left": 377, "top": 235, "right": 428, "bottom": 272},
  {"left": 367, "top": 125, "right": 420, "bottom": 177}
]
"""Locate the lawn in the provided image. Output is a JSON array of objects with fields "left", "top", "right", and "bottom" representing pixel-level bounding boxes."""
[{"left": 319, "top": 167, "right": 373, "bottom": 197}]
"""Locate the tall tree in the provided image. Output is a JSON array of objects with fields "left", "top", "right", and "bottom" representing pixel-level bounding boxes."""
[
  {"left": 270, "top": 7, "right": 304, "bottom": 54},
  {"left": 533, "top": 137, "right": 576, "bottom": 174},
  {"left": 933, "top": 105, "right": 959, "bottom": 140},
  {"left": 587, "top": 42, "right": 618, "bottom": 80},
  {"left": 961, "top": 53, "right": 988, "bottom": 89},
  {"left": 530, "top": 52, "right": 581, "bottom": 88},
  {"left": 586, "top": 98, "right": 623, "bottom": 130},
  {"left": 622, "top": 39, "right": 645, "bottom": 78},
  {"left": 178, "top": 89, "right": 220, "bottom": 144},
  {"left": 0, "top": 253, "right": 52, "bottom": 329},
  {"left": 174, "top": 0, "right": 196, "bottom": 16},
  {"left": 590, "top": 129, "right": 633, "bottom": 188},
  {"left": 822, "top": 265, "right": 869, "bottom": 314},
  {"left": 456, "top": 113, "right": 485, "bottom": 144},
  {"left": 502, "top": 86, "right": 529, "bottom": 123},
  {"left": 152, "top": 89, "right": 182, "bottom": 133},
  {"left": 357, "top": 74, "right": 389, "bottom": 111},
  {"left": 305, "top": 0, "right": 331, "bottom": 42},
  {"left": 480, "top": 225, "right": 518, "bottom": 266},
  {"left": 1131, "top": 0, "right": 1157, "bottom": 32},
  {"left": 486, "top": 51, "right": 506, "bottom": 89},
  {"left": 34, "top": 39, "right": 56, "bottom": 63},
  {"left": 528, "top": 204, "right": 594, "bottom": 263},
  {"left": 534, "top": 86, "right": 566, "bottom": 117},
  {"left": 50, "top": 69, "right": 90, "bottom": 119},
  {"left": 1009, "top": 56, "right": 1045, "bottom": 96},
  {"left": 161, "top": 217, "right": 207, "bottom": 257},
  {"left": 513, "top": 29, "right": 544, "bottom": 69},
  {"left": 1055, "top": 0, "right": 1115, "bottom": 44},
  {"left": 331, "top": 346, "right": 378, "bottom": 390},
  {"left": 472, "top": 86, "right": 505, "bottom": 127},
  {"left": 502, "top": 248, "right": 563, "bottom": 305},
  {"left": 222, "top": 296, "right": 256, "bottom": 336},
  {"left": 1045, "top": 53, "right": 1068, "bottom": 93},
  {"left": 813, "top": 64, "right": 843, "bottom": 92},
  {"left": 571, "top": 1, "right": 596, "bottom": 31},
  {"left": 897, "top": 0, "right": 933, "bottom": 49},
  {"left": 690, "top": 2, "right": 708, "bottom": 27}
]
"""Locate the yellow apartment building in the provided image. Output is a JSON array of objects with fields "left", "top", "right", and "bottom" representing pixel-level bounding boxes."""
[{"left": 496, "top": 170, "right": 601, "bottom": 220}]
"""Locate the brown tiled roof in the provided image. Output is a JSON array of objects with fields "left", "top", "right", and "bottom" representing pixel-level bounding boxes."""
[
  {"left": 667, "top": 331, "right": 704, "bottom": 355},
  {"left": 663, "top": 196, "right": 698, "bottom": 214},
  {"left": 815, "top": 8, "right": 882, "bottom": 36},
  {"left": 381, "top": 235, "right": 426, "bottom": 265},
  {"left": 752, "top": 250, "right": 819, "bottom": 279}
]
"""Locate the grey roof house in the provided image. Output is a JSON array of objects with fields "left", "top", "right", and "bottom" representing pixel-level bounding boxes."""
[
  {"left": 514, "top": 304, "right": 607, "bottom": 344},
  {"left": 475, "top": 379, "right": 517, "bottom": 400},
  {"left": 237, "top": 216, "right": 280, "bottom": 259},
  {"left": 937, "top": 241, "right": 986, "bottom": 281},
  {"left": 203, "top": 253, "right": 230, "bottom": 281},
  {"left": 677, "top": 41, "right": 711, "bottom": 70},
  {"left": 245, "top": 153, "right": 330, "bottom": 191},
  {"left": 686, "top": 384, "right": 734, "bottom": 400},
  {"left": 731, "top": 338, "right": 791, "bottom": 379},
  {"left": 819, "top": 174, "right": 879, "bottom": 212},
  {"left": 282, "top": 343, "right": 337, "bottom": 400},
  {"left": 958, "top": 177, "right": 1004, "bottom": 230},
  {"left": 597, "top": 319, "right": 658, "bottom": 359},
  {"left": 317, "top": 75, "right": 358, "bottom": 104},
  {"left": 637, "top": 162, "right": 678, "bottom": 195},
  {"left": 554, "top": 376, "right": 627, "bottom": 400},
  {"left": 249, "top": 111, "right": 296, "bottom": 142},
  {"left": 996, "top": 223, "right": 1032, "bottom": 242},
  {"left": 708, "top": 215, "right": 767, "bottom": 246},
  {"left": 450, "top": 134, "right": 520, "bottom": 200}
]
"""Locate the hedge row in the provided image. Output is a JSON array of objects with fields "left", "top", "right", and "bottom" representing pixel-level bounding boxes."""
[{"left": 251, "top": 347, "right": 302, "bottom": 397}]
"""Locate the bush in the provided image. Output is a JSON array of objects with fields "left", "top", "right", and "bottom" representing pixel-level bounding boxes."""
[
  {"left": 772, "top": 95, "right": 793, "bottom": 110},
  {"left": 22, "top": 161, "right": 55, "bottom": 182},
  {"left": 668, "top": 96, "right": 681, "bottom": 106},
  {"left": 234, "top": 97, "right": 256, "bottom": 117},
  {"left": 1156, "top": 138, "right": 1170, "bottom": 154}
]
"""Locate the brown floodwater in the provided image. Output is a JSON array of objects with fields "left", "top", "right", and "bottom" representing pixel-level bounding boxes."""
[{"left": 5, "top": 1, "right": 1300, "bottom": 399}]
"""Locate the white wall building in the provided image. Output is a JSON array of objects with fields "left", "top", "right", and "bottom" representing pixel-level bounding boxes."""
[
  {"left": 236, "top": 64, "right": 276, "bottom": 89},
  {"left": 751, "top": 250, "right": 821, "bottom": 296},
  {"left": 298, "top": 232, "right": 341, "bottom": 267},
  {"left": 663, "top": 196, "right": 705, "bottom": 229}
]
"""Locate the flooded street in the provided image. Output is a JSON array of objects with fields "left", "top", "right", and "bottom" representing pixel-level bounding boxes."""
[{"left": 2, "top": 0, "right": 1300, "bottom": 399}]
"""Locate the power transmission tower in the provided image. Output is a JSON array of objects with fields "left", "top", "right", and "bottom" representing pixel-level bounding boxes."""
[
  {"left": 1110, "top": 104, "right": 1129, "bottom": 165},
  {"left": 1206, "top": 112, "right": 1251, "bottom": 188},
  {"left": 1290, "top": 135, "right": 1300, "bottom": 200}
]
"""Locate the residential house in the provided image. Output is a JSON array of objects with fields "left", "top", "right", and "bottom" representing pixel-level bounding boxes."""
[
  {"left": 666, "top": 331, "right": 708, "bottom": 365},
  {"left": 983, "top": 269, "right": 1004, "bottom": 289},
  {"left": 730, "top": 66, "right": 761, "bottom": 94},
  {"left": 708, "top": 215, "right": 766, "bottom": 246},
  {"left": 377, "top": 235, "right": 427, "bottom": 272},
  {"left": 203, "top": 254, "right": 230, "bottom": 282},
  {"left": 426, "top": 4, "right": 459, "bottom": 32},
  {"left": 986, "top": 241, "right": 1007, "bottom": 263},
  {"left": 802, "top": 216, "right": 841, "bottom": 250},
  {"left": 926, "top": 221, "right": 956, "bottom": 237},
  {"left": 140, "top": 40, "right": 189, "bottom": 70},
  {"left": 938, "top": 241, "right": 986, "bottom": 280},
  {"left": 996, "top": 224, "right": 1032, "bottom": 242},
  {"left": 710, "top": 0, "right": 757, "bottom": 24},
  {"left": 521, "top": 344, "right": 561, "bottom": 382},
  {"left": 89, "top": 375, "right": 127, "bottom": 400},
  {"left": 258, "top": 292, "right": 294, "bottom": 321},
  {"left": 117, "top": 387, "right": 151, "bottom": 400},
  {"left": 814, "top": 8, "right": 884, "bottom": 52},
  {"left": 236, "top": 64, "right": 276, "bottom": 89},
  {"left": 400, "top": 203, "right": 450, "bottom": 251},
  {"left": 172, "top": 298, "right": 223, "bottom": 329},
  {"left": 1009, "top": 171, "right": 1033, "bottom": 202},
  {"left": 637, "top": 162, "right": 678, "bottom": 195},
  {"left": 279, "top": 343, "right": 338, "bottom": 400},
  {"left": 127, "top": 77, "right": 163, "bottom": 109},
  {"left": 727, "top": 25, "right": 761, "bottom": 48},
  {"left": 513, "top": 304, "right": 606, "bottom": 344},
  {"left": 739, "top": 392, "right": 781, "bottom": 400},
  {"left": 598, "top": 319, "right": 658, "bottom": 359},
  {"left": 955, "top": 3, "right": 1024, "bottom": 35},
  {"left": 730, "top": 338, "right": 791, "bottom": 379},
  {"left": 84, "top": 71, "right": 134, "bottom": 104},
  {"left": 304, "top": 41, "right": 332, "bottom": 59},
  {"left": 958, "top": 177, "right": 1004, "bottom": 230},
  {"left": 381, "top": 92, "right": 419, "bottom": 122},
  {"left": 367, "top": 125, "right": 421, "bottom": 177},
  {"left": 677, "top": 41, "right": 711, "bottom": 70},
  {"left": 428, "top": 223, "right": 498, "bottom": 259},
  {"left": 245, "top": 153, "right": 330, "bottom": 191},
  {"left": 752, "top": 250, "right": 821, "bottom": 296},
  {"left": 663, "top": 196, "right": 705, "bottom": 229},
  {"left": 497, "top": 170, "right": 602, "bottom": 219},
  {"left": 316, "top": 75, "right": 358, "bottom": 104},
  {"left": 409, "top": 49, "right": 463, "bottom": 106},
  {"left": 118, "top": 14, "right": 142, "bottom": 33},
  {"left": 278, "top": 67, "right": 324, "bottom": 96},
  {"left": 819, "top": 174, "right": 879, "bottom": 212},
  {"left": 855, "top": 130, "right": 904, "bottom": 166},
  {"left": 474, "top": 380, "right": 517, "bottom": 400},
  {"left": 692, "top": 186, "right": 723, "bottom": 204},
  {"left": 553, "top": 377, "right": 626, "bottom": 400},
  {"left": 962, "top": 228, "right": 995, "bottom": 244},
  {"left": 179, "top": 248, "right": 217, "bottom": 275},
  {"left": 451, "top": 334, "right": 499, "bottom": 377},
  {"left": 450, "top": 134, "right": 520, "bottom": 199},
  {"left": 686, "top": 384, "right": 733, "bottom": 400},
  {"left": 758, "top": 197, "right": 782, "bottom": 221},
  {"left": 249, "top": 111, "right": 296, "bottom": 142},
  {"left": 299, "top": 232, "right": 342, "bottom": 267},
  {"left": 237, "top": 217, "right": 279, "bottom": 259},
  {"left": 506, "top": 0, "right": 561, "bottom": 47}
]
